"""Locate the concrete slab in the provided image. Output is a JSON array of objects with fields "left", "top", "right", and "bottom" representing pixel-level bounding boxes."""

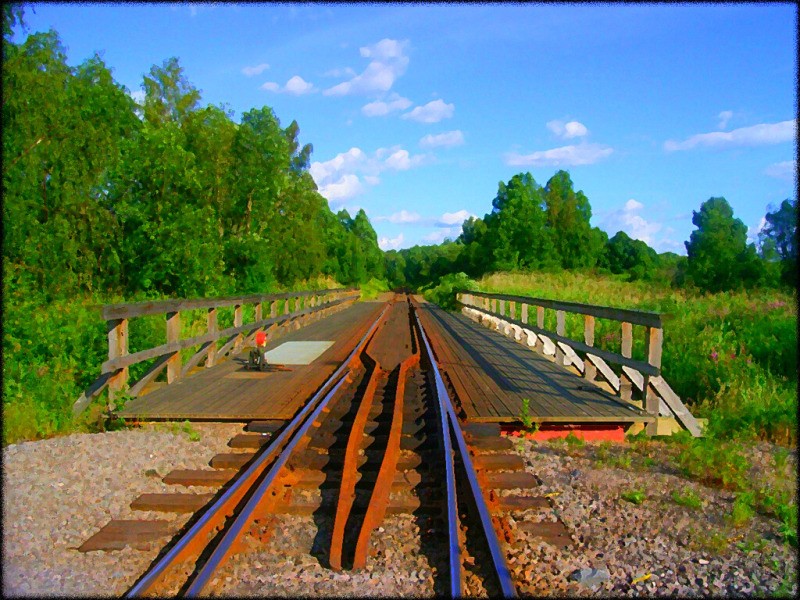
[{"left": 264, "top": 341, "right": 334, "bottom": 365}]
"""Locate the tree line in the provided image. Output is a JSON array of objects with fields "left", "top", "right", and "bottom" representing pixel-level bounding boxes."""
[
  {"left": 3, "top": 11, "right": 385, "bottom": 306},
  {"left": 386, "top": 172, "right": 796, "bottom": 294}
]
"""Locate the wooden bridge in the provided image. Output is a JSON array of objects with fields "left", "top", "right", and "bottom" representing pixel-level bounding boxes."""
[{"left": 73, "top": 288, "right": 701, "bottom": 437}]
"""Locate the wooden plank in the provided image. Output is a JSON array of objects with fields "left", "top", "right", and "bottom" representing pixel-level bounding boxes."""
[
  {"left": 461, "top": 290, "right": 662, "bottom": 328},
  {"left": 467, "top": 306, "right": 659, "bottom": 376},
  {"left": 131, "top": 493, "right": 215, "bottom": 513},
  {"left": 78, "top": 520, "right": 174, "bottom": 552},
  {"left": 102, "top": 289, "right": 358, "bottom": 320},
  {"left": 651, "top": 376, "right": 702, "bottom": 436}
]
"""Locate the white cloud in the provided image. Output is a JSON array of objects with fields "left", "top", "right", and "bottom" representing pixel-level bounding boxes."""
[
  {"left": 419, "top": 130, "right": 465, "bottom": 149},
  {"left": 764, "top": 160, "right": 796, "bottom": 181},
  {"left": 601, "top": 199, "right": 662, "bottom": 247},
  {"left": 379, "top": 233, "right": 405, "bottom": 251},
  {"left": 402, "top": 99, "right": 454, "bottom": 123},
  {"left": 376, "top": 210, "right": 421, "bottom": 224},
  {"left": 624, "top": 199, "right": 643, "bottom": 211},
  {"left": 284, "top": 75, "right": 315, "bottom": 95},
  {"left": 362, "top": 93, "right": 413, "bottom": 117},
  {"left": 261, "top": 76, "right": 315, "bottom": 95},
  {"left": 324, "top": 67, "right": 357, "bottom": 78},
  {"left": 664, "top": 120, "right": 796, "bottom": 152},
  {"left": 310, "top": 145, "right": 428, "bottom": 202},
  {"left": 717, "top": 110, "right": 733, "bottom": 130},
  {"left": 324, "top": 38, "right": 409, "bottom": 96},
  {"left": 423, "top": 228, "right": 460, "bottom": 244},
  {"left": 317, "top": 174, "right": 364, "bottom": 201},
  {"left": 438, "top": 209, "right": 474, "bottom": 227},
  {"left": 547, "top": 119, "right": 589, "bottom": 139},
  {"left": 505, "top": 142, "right": 613, "bottom": 167},
  {"left": 384, "top": 149, "right": 427, "bottom": 171},
  {"left": 242, "top": 63, "right": 270, "bottom": 77}
]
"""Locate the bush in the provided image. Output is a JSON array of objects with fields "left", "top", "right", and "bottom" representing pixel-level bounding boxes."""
[{"left": 422, "top": 272, "right": 478, "bottom": 311}]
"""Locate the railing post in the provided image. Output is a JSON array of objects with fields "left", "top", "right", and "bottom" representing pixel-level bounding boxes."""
[
  {"left": 107, "top": 318, "right": 129, "bottom": 409},
  {"left": 206, "top": 307, "right": 218, "bottom": 368},
  {"left": 620, "top": 322, "right": 634, "bottom": 404},
  {"left": 491, "top": 298, "right": 497, "bottom": 314},
  {"left": 509, "top": 300, "right": 516, "bottom": 321},
  {"left": 555, "top": 310, "right": 566, "bottom": 365},
  {"left": 233, "top": 304, "right": 243, "bottom": 352},
  {"left": 537, "top": 306, "right": 544, "bottom": 329},
  {"left": 498, "top": 299, "right": 505, "bottom": 317},
  {"left": 270, "top": 300, "right": 278, "bottom": 319},
  {"left": 645, "top": 326, "right": 663, "bottom": 434},
  {"left": 521, "top": 303, "right": 528, "bottom": 324},
  {"left": 584, "top": 315, "right": 596, "bottom": 383},
  {"left": 166, "top": 311, "right": 181, "bottom": 383}
]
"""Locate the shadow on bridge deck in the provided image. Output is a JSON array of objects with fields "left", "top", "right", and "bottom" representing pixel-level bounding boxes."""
[
  {"left": 417, "top": 303, "right": 655, "bottom": 425},
  {"left": 117, "top": 302, "right": 384, "bottom": 421}
]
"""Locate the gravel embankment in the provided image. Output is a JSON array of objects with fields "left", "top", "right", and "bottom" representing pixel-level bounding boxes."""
[
  {"left": 3, "top": 427, "right": 797, "bottom": 597},
  {"left": 2, "top": 423, "right": 243, "bottom": 597}
]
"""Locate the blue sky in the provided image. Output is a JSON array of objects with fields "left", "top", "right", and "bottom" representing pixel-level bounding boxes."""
[{"left": 13, "top": 2, "right": 797, "bottom": 253}]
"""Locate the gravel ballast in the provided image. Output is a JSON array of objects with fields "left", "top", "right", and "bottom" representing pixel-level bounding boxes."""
[{"left": 3, "top": 425, "right": 797, "bottom": 597}]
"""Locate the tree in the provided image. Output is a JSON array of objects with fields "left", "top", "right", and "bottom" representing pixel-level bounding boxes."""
[
  {"left": 602, "top": 231, "right": 658, "bottom": 280},
  {"left": 759, "top": 199, "right": 797, "bottom": 287},
  {"left": 142, "top": 57, "right": 201, "bottom": 127},
  {"left": 487, "top": 172, "right": 555, "bottom": 271},
  {"left": 684, "top": 197, "right": 761, "bottom": 292},
  {"left": 543, "top": 170, "right": 605, "bottom": 270}
]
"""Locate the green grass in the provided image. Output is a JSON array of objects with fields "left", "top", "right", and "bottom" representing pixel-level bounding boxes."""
[
  {"left": 476, "top": 270, "right": 797, "bottom": 445},
  {"left": 621, "top": 489, "right": 646, "bottom": 504},
  {"left": 671, "top": 488, "right": 704, "bottom": 510}
]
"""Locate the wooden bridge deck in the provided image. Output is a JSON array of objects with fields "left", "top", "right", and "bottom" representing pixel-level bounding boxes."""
[
  {"left": 416, "top": 302, "right": 655, "bottom": 424},
  {"left": 117, "top": 302, "right": 384, "bottom": 420},
  {"left": 117, "top": 298, "right": 655, "bottom": 426}
]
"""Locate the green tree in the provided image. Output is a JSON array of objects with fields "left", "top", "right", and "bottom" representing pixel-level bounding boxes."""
[
  {"left": 759, "top": 199, "right": 797, "bottom": 287},
  {"left": 142, "top": 57, "right": 201, "bottom": 127},
  {"left": 543, "top": 170, "right": 605, "bottom": 270},
  {"left": 603, "top": 231, "right": 658, "bottom": 280},
  {"left": 684, "top": 197, "right": 761, "bottom": 292}
]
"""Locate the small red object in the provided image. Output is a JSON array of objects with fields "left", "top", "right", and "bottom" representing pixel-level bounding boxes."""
[{"left": 255, "top": 331, "right": 267, "bottom": 346}]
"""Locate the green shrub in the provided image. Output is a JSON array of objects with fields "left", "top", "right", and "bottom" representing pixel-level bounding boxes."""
[{"left": 422, "top": 272, "right": 478, "bottom": 311}]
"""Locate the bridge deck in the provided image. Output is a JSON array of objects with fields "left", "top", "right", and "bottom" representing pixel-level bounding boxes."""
[
  {"left": 417, "top": 303, "right": 655, "bottom": 424},
  {"left": 117, "top": 302, "right": 384, "bottom": 421}
]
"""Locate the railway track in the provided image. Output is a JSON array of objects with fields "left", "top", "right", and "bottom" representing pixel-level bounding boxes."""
[{"left": 121, "top": 294, "right": 550, "bottom": 597}]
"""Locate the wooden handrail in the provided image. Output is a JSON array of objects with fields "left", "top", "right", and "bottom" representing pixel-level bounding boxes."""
[
  {"left": 455, "top": 290, "right": 702, "bottom": 437},
  {"left": 458, "top": 289, "right": 662, "bottom": 328},
  {"left": 72, "top": 288, "right": 360, "bottom": 416}
]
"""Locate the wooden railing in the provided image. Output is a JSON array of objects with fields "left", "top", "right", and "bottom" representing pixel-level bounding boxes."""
[
  {"left": 456, "top": 290, "right": 701, "bottom": 436},
  {"left": 73, "top": 288, "right": 360, "bottom": 416}
]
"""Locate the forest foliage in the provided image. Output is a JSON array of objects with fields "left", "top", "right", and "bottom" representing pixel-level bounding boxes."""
[{"left": 2, "top": 13, "right": 384, "bottom": 443}]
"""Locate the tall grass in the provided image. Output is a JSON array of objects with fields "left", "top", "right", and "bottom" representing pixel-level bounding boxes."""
[{"left": 475, "top": 271, "right": 797, "bottom": 444}]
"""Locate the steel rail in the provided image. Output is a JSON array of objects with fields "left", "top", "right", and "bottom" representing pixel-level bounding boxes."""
[
  {"left": 414, "top": 308, "right": 461, "bottom": 597},
  {"left": 329, "top": 354, "right": 385, "bottom": 570},
  {"left": 183, "top": 303, "right": 390, "bottom": 596},
  {"left": 352, "top": 300, "right": 421, "bottom": 569},
  {"left": 413, "top": 304, "right": 518, "bottom": 598},
  {"left": 125, "top": 303, "right": 389, "bottom": 598}
]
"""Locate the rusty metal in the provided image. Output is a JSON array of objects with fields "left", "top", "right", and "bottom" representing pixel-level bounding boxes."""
[
  {"left": 329, "top": 356, "right": 385, "bottom": 570},
  {"left": 125, "top": 303, "right": 388, "bottom": 597},
  {"left": 352, "top": 299, "right": 421, "bottom": 569}
]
